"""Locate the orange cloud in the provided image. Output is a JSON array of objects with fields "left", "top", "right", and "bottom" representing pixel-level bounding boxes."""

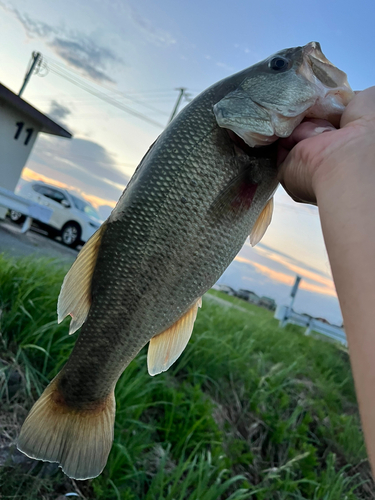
[
  {"left": 299, "top": 281, "right": 337, "bottom": 297},
  {"left": 234, "top": 255, "right": 337, "bottom": 297},
  {"left": 235, "top": 256, "right": 294, "bottom": 286},
  {"left": 253, "top": 246, "right": 335, "bottom": 290},
  {"left": 22, "top": 167, "right": 117, "bottom": 210}
]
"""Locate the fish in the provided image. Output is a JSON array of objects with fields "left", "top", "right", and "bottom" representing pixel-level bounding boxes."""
[{"left": 17, "top": 42, "right": 353, "bottom": 480}]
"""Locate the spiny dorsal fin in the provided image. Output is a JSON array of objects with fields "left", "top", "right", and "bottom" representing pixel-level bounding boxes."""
[
  {"left": 147, "top": 297, "right": 202, "bottom": 376},
  {"left": 250, "top": 197, "right": 274, "bottom": 246},
  {"left": 57, "top": 223, "right": 106, "bottom": 334}
]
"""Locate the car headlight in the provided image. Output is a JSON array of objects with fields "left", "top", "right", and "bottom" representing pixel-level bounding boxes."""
[{"left": 89, "top": 222, "right": 101, "bottom": 229}]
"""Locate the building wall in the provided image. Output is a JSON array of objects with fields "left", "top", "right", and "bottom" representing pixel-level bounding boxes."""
[{"left": 0, "top": 98, "right": 40, "bottom": 192}]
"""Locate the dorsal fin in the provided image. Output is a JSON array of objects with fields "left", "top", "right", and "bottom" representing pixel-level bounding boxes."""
[
  {"left": 250, "top": 197, "right": 274, "bottom": 246},
  {"left": 147, "top": 297, "right": 202, "bottom": 376},
  {"left": 57, "top": 223, "right": 106, "bottom": 334}
]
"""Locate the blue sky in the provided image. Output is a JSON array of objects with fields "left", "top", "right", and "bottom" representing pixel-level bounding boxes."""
[{"left": 1, "top": 0, "right": 374, "bottom": 324}]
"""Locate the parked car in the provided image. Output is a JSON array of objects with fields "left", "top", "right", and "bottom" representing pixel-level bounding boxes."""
[
  {"left": 259, "top": 296, "right": 277, "bottom": 311},
  {"left": 235, "top": 289, "right": 260, "bottom": 304},
  {"left": 10, "top": 181, "right": 103, "bottom": 248},
  {"left": 212, "top": 284, "right": 236, "bottom": 296},
  {"left": 236, "top": 289, "right": 251, "bottom": 301}
]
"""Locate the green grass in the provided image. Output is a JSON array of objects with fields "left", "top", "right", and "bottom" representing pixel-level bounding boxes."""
[{"left": 0, "top": 254, "right": 373, "bottom": 499}]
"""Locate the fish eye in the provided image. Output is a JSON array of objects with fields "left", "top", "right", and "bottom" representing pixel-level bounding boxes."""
[{"left": 269, "top": 57, "right": 289, "bottom": 71}]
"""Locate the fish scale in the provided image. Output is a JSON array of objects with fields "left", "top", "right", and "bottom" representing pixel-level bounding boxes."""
[
  {"left": 58, "top": 124, "right": 278, "bottom": 404},
  {"left": 18, "top": 42, "right": 354, "bottom": 480},
  {"left": 62, "top": 138, "right": 276, "bottom": 399}
]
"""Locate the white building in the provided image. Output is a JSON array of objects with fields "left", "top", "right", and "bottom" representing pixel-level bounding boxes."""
[{"left": 0, "top": 82, "right": 71, "bottom": 217}]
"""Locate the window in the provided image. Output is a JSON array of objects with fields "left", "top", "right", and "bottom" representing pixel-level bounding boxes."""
[
  {"left": 70, "top": 194, "right": 100, "bottom": 219},
  {"left": 32, "top": 184, "right": 43, "bottom": 194},
  {"left": 37, "top": 185, "right": 69, "bottom": 205}
]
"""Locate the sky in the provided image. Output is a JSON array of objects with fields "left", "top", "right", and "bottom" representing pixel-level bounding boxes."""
[{"left": 1, "top": 0, "right": 374, "bottom": 325}]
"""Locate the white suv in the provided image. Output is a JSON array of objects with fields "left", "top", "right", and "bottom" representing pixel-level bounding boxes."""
[{"left": 10, "top": 181, "right": 103, "bottom": 248}]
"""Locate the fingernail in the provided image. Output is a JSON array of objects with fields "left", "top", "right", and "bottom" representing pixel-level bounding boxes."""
[{"left": 314, "top": 126, "right": 334, "bottom": 135}]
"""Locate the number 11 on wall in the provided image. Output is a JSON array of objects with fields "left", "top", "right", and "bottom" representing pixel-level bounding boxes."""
[{"left": 14, "top": 122, "right": 34, "bottom": 145}]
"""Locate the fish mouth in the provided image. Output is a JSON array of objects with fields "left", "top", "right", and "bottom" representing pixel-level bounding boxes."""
[
  {"left": 303, "top": 41, "right": 351, "bottom": 94},
  {"left": 301, "top": 42, "right": 354, "bottom": 126}
]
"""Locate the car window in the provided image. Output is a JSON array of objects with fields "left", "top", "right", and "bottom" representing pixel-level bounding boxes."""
[
  {"left": 70, "top": 194, "right": 100, "bottom": 219},
  {"left": 50, "top": 190, "right": 68, "bottom": 204},
  {"left": 38, "top": 186, "right": 69, "bottom": 205},
  {"left": 32, "top": 184, "right": 43, "bottom": 194},
  {"left": 37, "top": 186, "right": 52, "bottom": 197}
]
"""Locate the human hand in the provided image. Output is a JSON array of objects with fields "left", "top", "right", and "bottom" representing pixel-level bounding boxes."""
[
  {"left": 277, "top": 86, "right": 375, "bottom": 479},
  {"left": 277, "top": 87, "right": 375, "bottom": 205}
]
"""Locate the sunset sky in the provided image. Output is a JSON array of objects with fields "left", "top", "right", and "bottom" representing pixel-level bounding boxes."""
[{"left": 1, "top": 0, "right": 374, "bottom": 324}]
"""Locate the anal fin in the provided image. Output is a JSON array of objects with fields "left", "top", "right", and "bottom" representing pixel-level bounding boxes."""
[
  {"left": 250, "top": 197, "right": 274, "bottom": 246},
  {"left": 57, "top": 223, "right": 106, "bottom": 334},
  {"left": 147, "top": 298, "right": 202, "bottom": 376}
]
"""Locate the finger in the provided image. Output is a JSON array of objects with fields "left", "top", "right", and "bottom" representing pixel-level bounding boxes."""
[
  {"left": 277, "top": 119, "right": 336, "bottom": 166},
  {"left": 280, "top": 119, "right": 335, "bottom": 149},
  {"left": 279, "top": 181, "right": 317, "bottom": 206},
  {"left": 341, "top": 87, "right": 375, "bottom": 127}
]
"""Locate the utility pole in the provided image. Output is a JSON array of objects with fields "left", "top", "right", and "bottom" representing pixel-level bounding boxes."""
[
  {"left": 280, "top": 275, "right": 302, "bottom": 327},
  {"left": 19, "top": 52, "right": 42, "bottom": 97},
  {"left": 168, "top": 88, "right": 186, "bottom": 124}
]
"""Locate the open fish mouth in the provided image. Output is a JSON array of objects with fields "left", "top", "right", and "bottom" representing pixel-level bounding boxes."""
[
  {"left": 303, "top": 41, "right": 349, "bottom": 90},
  {"left": 301, "top": 42, "right": 354, "bottom": 127}
]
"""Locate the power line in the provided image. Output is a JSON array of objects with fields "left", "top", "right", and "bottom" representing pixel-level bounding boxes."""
[
  {"left": 43, "top": 55, "right": 179, "bottom": 96},
  {"left": 20, "top": 51, "right": 195, "bottom": 128},
  {"left": 43, "top": 56, "right": 186, "bottom": 118},
  {"left": 43, "top": 55, "right": 196, "bottom": 121},
  {"left": 44, "top": 63, "right": 165, "bottom": 128}
]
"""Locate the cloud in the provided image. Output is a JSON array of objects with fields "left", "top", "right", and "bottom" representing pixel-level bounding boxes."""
[
  {"left": 219, "top": 257, "right": 342, "bottom": 325},
  {"left": 0, "top": 2, "right": 121, "bottom": 83},
  {"left": 235, "top": 256, "right": 293, "bottom": 286},
  {"left": 1, "top": 3, "right": 58, "bottom": 38},
  {"left": 234, "top": 251, "right": 337, "bottom": 298},
  {"left": 216, "top": 62, "right": 235, "bottom": 72},
  {"left": 48, "top": 101, "right": 71, "bottom": 127},
  {"left": 26, "top": 135, "right": 129, "bottom": 206},
  {"left": 254, "top": 244, "right": 335, "bottom": 288},
  {"left": 49, "top": 38, "right": 120, "bottom": 83},
  {"left": 127, "top": 4, "right": 176, "bottom": 46}
]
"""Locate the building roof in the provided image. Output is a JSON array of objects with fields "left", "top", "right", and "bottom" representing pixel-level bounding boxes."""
[{"left": 0, "top": 83, "right": 72, "bottom": 138}]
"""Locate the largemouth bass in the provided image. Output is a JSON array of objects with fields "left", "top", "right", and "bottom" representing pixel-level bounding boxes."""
[{"left": 18, "top": 42, "right": 353, "bottom": 479}]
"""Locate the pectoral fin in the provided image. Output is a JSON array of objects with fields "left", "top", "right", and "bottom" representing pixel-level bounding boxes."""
[
  {"left": 57, "top": 223, "right": 106, "bottom": 334},
  {"left": 147, "top": 298, "right": 202, "bottom": 376},
  {"left": 250, "top": 197, "right": 274, "bottom": 246}
]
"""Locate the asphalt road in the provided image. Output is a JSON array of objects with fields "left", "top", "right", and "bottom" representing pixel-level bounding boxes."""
[{"left": 0, "top": 218, "right": 78, "bottom": 264}]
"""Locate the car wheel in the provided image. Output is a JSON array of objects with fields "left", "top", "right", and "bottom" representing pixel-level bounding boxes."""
[
  {"left": 9, "top": 210, "right": 25, "bottom": 224},
  {"left": 61, "top": 222, "right": 81, "bottom": 248}
]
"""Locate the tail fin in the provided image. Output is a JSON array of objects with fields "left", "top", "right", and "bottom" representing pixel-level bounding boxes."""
[{"left": 17, "top": 374, "right": 115, "bottom": 480}]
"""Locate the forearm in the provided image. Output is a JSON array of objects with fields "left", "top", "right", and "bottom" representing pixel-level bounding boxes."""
[{"left": 314, "top": 134, "right": 375, "bottom": 472}]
